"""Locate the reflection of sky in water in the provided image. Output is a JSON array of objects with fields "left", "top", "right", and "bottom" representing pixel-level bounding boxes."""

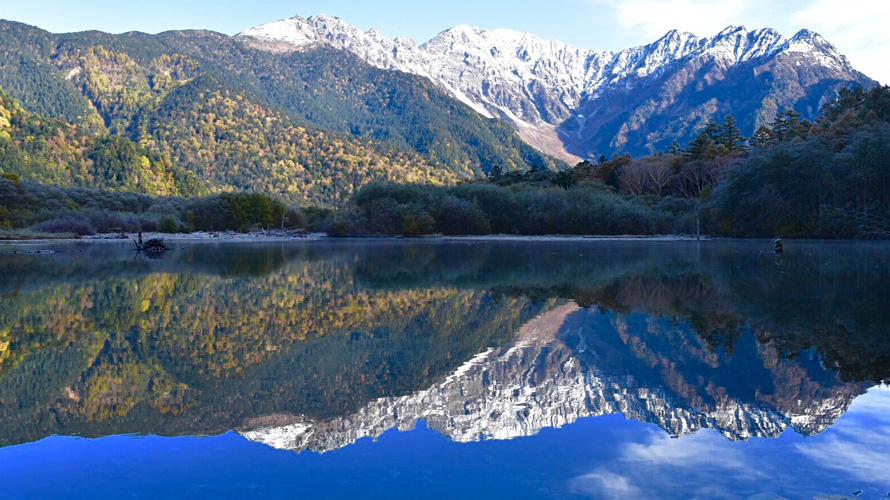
[
  {"left": 2, "top": 387, "right": 888, "bottom": 500},
  {"left": 571, "top": 386, "right": 890, "bottom": 499}
]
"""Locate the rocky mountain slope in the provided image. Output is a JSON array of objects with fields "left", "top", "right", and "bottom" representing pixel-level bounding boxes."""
[{"left": 239, "top": 16, "right": 874, "bottom": 159}]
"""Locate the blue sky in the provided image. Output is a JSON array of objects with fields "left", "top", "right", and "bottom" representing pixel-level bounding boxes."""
[
  {"left": 3, "top": 387, "right": 890, "bottom": 499},
  {"left": 0, "top": 0, "right": 886, "bottom": 83}
]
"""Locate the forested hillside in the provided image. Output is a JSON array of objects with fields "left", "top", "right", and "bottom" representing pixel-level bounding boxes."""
[
  {"left": 0, "top": 88, "right": 202, "bottom": 196},
  {"left": 1, "top": 17, "right": 887, "bottom": 238},
  {"left": 712, "top": 86, "right": 890, "bottom": 237},
  {"left": 0, "top": 20, "right": 561, "bottom": 205},
  {"left": 4, "top": 86, "right": 888, "bottom": 239},
  {"left": 138, "top": 76, "right": 454, "bottom": 203}
]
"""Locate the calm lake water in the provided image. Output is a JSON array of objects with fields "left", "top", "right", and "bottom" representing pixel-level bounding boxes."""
[{"left": 1, "top": 239, "right": 888, "bottom": 499}]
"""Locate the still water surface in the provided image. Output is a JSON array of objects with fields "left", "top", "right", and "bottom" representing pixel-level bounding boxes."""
[{"left": 0, "top": 239, "right": 888, "bottom": 499}]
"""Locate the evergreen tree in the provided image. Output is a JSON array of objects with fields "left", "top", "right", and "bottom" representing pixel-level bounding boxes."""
[
  {"left": 683, "top": 130, "right": 715, "bottom": 161},
  {"left": 772, "top": 109, "right": 809, "bottom": 142},
  {"left": 487, "top": 164, "right": 503, "bottom": 180},
  {"left": 704, "top": 118, "right": 722, "bottom": 142},
  {"left": 820, "top": 86, "right": 867, "bottom": 122},
  {"left": 718, "top": 115, "right": 746, "bottom": 153},
  {"left": 750, "top": 126, "right": 775, "bottom": 148}
]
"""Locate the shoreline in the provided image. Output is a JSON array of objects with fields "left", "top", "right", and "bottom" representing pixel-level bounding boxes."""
[
  {"left": 433, "top": 234, "right": 705, "bottom": 242},
  {"left": 0, "top": 231, "right": 327, "bottom": 246},
  {"left": 0, "top": 231, "right": 711, "bottom": 246}
]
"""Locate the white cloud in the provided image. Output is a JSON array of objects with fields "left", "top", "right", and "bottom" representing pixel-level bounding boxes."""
[
  {"left": 569, "top": 470, "right": 644, "bottom": 499},
  {"left": 795, "top": 427, "right": 890, "bottom": 484},
  {"left": 568, "top": 388, "right": 890, "bottom": 498},
  {"left": 569, "top": 429, "right": 760, "bottom": 500},
  {"left": 621, "top": 430, "right": 747, "bottom": 469},
  {"left": 794, "top": 386, "right": 890, "bottom": 484},
  {"left": 589, "top": 0, "right": 769, "bottom": 39}
]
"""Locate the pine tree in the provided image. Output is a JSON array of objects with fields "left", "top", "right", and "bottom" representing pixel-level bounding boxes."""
[
  {"left": 719, "top": 115, "right": 745, "bottom": 153},
  {"left": 487, "top": 164, "right": 503, "bottom": 180},
  {"left": 668, "top": 140, "right": 681, "bottom": 155},
  {"left": 704, "top": 118, "right": 721, "bottom": 142},
  {"left": 750, "top": 126, "right": 775, "bottom": 148},
  {"left": 772, "top": 109, "right": 808, "bottom": 142},
  {"left": 783, "top": 110, "right": 808, "bottom": 140},
  {"left": 683, "top": 130, "right": 715, "bottom": 161}
]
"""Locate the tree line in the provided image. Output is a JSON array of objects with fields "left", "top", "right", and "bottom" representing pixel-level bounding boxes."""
[
  {"left": 3, "top": 85, "right": 889, "bottom": 239},
  {"left": 0, "top": 175, "right": 303, "bottom": 235},
  {"left": 335, "top": 85, "right": 890, "bottom": 238}
]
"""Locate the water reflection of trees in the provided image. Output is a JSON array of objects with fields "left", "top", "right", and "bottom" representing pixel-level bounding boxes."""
[
  {"left": 557, "top": 308, "right": 865, "bottom": 438},
  {"left": 0, "top": 242, "right": 549, "bottom": 446},
  {"left": 1, "top": 240, "right": 888, "bottom": 448},
  {"left": 354, "top": 241, "right": 890, "bottom": 382}
]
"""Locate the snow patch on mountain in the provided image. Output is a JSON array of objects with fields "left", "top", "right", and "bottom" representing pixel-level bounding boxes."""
[
  {"left": 241, "top": 304, "right": 866, "bottom": 453},
  {"left": 237, "top": 16, "right": 860, "bottom": 160},
  {"left": 238, "top": 16, "right": 320, "bottom": 49}
]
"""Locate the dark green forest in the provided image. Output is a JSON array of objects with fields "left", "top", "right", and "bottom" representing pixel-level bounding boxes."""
[
  {"left": 0, "top": 176, "right": 300, "bottom": 234},
  {"left": 336, "top": 86, "right": 890, "bottom": 238}
]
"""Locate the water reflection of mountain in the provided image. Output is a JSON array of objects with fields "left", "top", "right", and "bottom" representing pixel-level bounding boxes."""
[
  {"left": 243, "top": 303, "right": 870, "bottom": 452},
  {"left": 0, "top": 242, "right": 552, "bottom": 446},
  {"left": 353, "top": 240, "right": 890, "bottom": 383},
  {"left": 1, "top": 240, "right": 887, "bottom": 449}
]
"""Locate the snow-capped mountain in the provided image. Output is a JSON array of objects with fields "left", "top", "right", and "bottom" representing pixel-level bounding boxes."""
[
  {"left": 241, "top": 304, "right": 868, "bottom": 453},
  {"left": 237, "top": 15, "right": 873, "bottom": 160}
]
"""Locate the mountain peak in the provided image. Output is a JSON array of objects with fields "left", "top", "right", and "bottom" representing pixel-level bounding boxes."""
[
  {"left": 309, "top": 13, "right": 338, "bottom": 22},
  {"left": 781, "top": 28, "right": 848, "bottom": 69},
  {"left": 791, "top": 28, "right": 822, "bottom": 41},
  {"left": 658, "top": 28, "right": 689, "bottom": 39},
  {"left": 651, "top": 28, "right": 699, "bottom": 49},
  {"left": 236, "top": 15, "right": 871, "bottom": 159},
  {"left": 784, "top": 28, "right": 837, "bottom": 50},
  {"left": 237, "top": 16, "right": 320, "bottom": 49},
  {"left": 716, "top": 25, "right": 747, "bottom": 36},
  {"left": 437, "top": 23, "right": 482, "bottom": 40},
  {"left": 750, "top": 27, "right": 782, "bottom": 39}
]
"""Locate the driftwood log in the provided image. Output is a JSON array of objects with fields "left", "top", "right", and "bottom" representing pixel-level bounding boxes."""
[{"left": 132, "top": 232, "right": 170, "bottom": 254}]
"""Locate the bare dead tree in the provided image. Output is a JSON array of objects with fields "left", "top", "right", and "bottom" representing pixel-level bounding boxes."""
[
  {"left": 618, "top": 162, "right": 648, "bottom": 195},
  {"left": 639, "top": 157, "right": 673, "bottom": 196}
]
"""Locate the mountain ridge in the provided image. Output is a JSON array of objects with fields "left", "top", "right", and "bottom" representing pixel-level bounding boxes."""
[
  {"left": 242, "top": 304, "right": 869, "bottom": 452},
  {"left": 238, "top": 15, "right": 873, "bottom": 159}
]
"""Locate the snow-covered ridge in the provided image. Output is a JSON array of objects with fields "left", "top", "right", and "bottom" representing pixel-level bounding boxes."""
[
  {"left": 237, "top": 15, "right": 855, "bottom": 161},
  {"left": 241, "top": 304, "right": 866, "bottom": 453}
]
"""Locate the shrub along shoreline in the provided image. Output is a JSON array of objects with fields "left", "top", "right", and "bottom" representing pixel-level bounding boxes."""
[{"left": 0, "top": 175, "right": 305, "bottom": 236}]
